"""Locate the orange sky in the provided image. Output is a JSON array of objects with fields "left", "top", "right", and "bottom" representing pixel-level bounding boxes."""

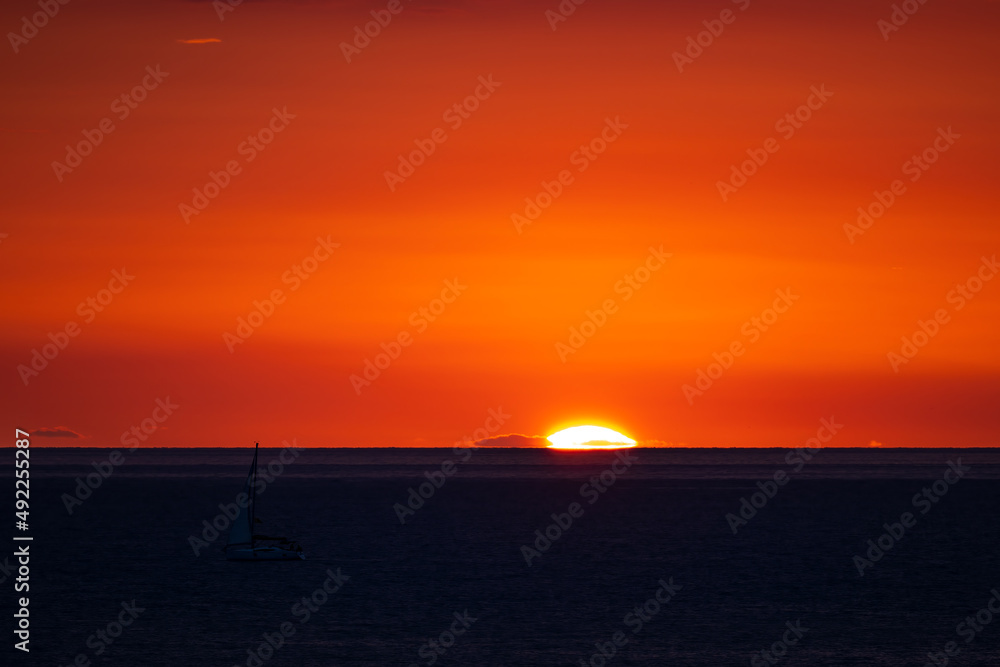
[{"left": 2, "top": 0, "right": 998, "bottom": 447}]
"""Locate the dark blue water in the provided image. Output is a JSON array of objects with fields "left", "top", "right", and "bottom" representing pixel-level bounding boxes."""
[{"left": 11, "top": 448, "right": 1000, "bottom": 666}]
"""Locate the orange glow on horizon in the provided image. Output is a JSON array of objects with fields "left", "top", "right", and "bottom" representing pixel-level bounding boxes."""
[{"left": 2, "top": 0, "right": 998, "bottom": 448}]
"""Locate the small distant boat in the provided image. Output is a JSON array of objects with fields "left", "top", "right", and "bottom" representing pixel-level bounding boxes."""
[{"left": 225, "top": 442, "right": 304, "bottom": 561}]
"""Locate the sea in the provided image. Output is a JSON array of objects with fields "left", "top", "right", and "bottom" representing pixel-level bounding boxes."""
[{"left": 12, "top": 447, "right": 1000, "bottom": 666}]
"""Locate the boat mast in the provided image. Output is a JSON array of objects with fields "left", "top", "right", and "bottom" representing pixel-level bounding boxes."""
[{"left": 250, "top": 442, "right": 259, "bottom": 547}]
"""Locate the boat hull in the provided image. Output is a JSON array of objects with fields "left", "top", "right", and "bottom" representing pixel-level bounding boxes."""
[{"left": 226, "top": 546, "right": 305, "bottom": 561}]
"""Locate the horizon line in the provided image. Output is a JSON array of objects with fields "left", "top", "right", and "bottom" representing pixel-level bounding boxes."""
[{"left": 7, "top": 445, "right": 999, "bottom": 450}]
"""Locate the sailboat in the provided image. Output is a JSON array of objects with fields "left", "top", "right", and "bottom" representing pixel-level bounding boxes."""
[{"left": 225, "top": 442, "right": 305, "bottom": 561}]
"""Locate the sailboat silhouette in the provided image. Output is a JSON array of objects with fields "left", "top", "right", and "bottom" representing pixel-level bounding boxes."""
[{"left": 225, "top": 442, "right": 305, "bottom": 561}]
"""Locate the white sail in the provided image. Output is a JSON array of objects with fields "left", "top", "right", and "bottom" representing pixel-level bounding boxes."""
[{"left": 226, "top": 446, "right": 256, "bottom": 549}]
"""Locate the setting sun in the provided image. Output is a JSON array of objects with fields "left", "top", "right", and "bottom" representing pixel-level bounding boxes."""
[{"left": 546, "top": 425, "right": 637, "bottom": 450}]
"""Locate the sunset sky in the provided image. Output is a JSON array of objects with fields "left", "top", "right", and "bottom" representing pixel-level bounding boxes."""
[{"left": 2, "top": 0, "right": 998, "bottom": 447}]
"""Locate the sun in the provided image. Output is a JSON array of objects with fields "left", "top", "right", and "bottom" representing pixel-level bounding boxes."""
[{"left": 546, "top": 425, "right": 637, "bottom": 450}]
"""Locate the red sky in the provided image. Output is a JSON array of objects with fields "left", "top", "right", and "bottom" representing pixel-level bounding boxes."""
[{"left": 2, "top": 0, "right": 998, "bottom": 447}]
